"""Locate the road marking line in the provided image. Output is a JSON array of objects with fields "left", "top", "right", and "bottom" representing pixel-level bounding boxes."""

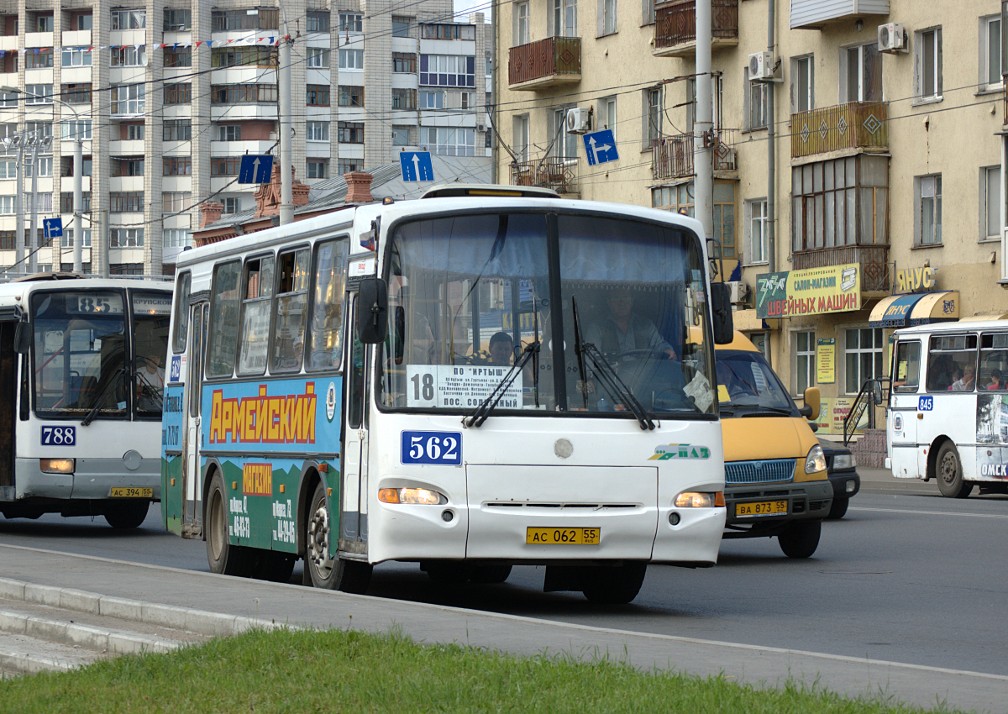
[{"left": 853, "top": 506, "right": 1008, "bottom": 519}]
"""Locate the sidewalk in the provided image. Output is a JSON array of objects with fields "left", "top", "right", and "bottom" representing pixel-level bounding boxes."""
[{"left": 0, "top": 543, "right": 1004, "bottom": 712}]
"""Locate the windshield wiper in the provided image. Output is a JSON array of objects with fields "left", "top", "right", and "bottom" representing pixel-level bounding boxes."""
[
  {"left": 571, "top": 299, "right": 654, "bottom": 430},
  {"left": 81, "top": 367, "right": 126, "bottom": 427},
  {"left": 463, "top": 341, "right": 539, "bottom": 428},
  {"left": 735, "top": 405, "right": 793, "bottom": 417},
  {"left": 135, "top": 369, "right": 164, "bottom": 411}
]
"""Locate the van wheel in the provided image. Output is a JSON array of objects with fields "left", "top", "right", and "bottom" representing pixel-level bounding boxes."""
[
  {"left": 581, "top": 563, "right": 647, "bottom": 604},
  {"left": 936, "top": 443, "right": 973, "bottom": 498},
  {"left": 827, "top": 496, "right": 849, "bottom": 520},
  {"left": 305, "top": 481, "right": 371, "bottom": 593},
  {"left": 205, "top": 473, "right": 252, "bottom": 576},
  {"left": 778, "top": 520, "right": 821, "bottom": 559}
]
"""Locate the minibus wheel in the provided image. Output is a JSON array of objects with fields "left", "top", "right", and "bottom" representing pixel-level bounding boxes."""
[{"left": 935, "top": 442, "right": 974, "bottom": 499}]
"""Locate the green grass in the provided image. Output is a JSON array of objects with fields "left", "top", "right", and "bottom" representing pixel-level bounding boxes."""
[{"left": 0, "top": 628, "right": 957, "bottom": 713}]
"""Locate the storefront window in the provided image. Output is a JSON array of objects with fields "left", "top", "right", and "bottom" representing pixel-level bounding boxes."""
[
  {"left": 794, "top": 330, "right": 815, "bottom": 393},
  {"left": 844, "top": 327, "right": 884, "bottom": 395}
]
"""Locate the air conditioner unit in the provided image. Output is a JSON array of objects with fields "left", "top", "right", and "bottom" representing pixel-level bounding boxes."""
[
  {"left": 728, "top": 280, "right": 748, "bottom": 305},
  {"left": 748, "top": 51, "right": 775, "bottom": 81},
  {"left": 877, "top": 23, "right": 907, "bottom": 53},
  {"left": 477, "top": 123, "right": 486, "bottom": 133},
  {"left": 565, "top": 107, "right": 591, "bottom": 134}
]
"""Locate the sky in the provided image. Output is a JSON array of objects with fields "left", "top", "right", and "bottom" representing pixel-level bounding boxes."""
[{"left": 453, "top": 0, "right": 492, "bottom": 21}]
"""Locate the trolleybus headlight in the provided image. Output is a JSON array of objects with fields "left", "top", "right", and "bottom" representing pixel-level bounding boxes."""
[
  {"left": 673, "top": 491, "right": 725, "bottom": 508},
  {"left": 40, "top": 458, "right": 74, "bottom": 474},
  {"left": 805, "top": 445, "right": 827, "bottom": 475},
  {"left": 378, "top": 487, "right": 446, "bottom": 505}
]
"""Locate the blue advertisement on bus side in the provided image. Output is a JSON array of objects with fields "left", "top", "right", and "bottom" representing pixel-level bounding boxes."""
[{"left": 976, "top": 394, "right": 1008, "bottom": 480}]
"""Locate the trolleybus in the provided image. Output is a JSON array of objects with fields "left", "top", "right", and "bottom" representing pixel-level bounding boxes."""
[
  {"left": 0, "top": 275, "right": 172, "bottom": 527},
  {"left": 161, "top": 186, "right": 734, "bottom": 603}
]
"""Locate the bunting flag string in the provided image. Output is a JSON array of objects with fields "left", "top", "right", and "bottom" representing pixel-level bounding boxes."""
[{"left": 0, "top": 34, "right": 288, "bottom": 57}]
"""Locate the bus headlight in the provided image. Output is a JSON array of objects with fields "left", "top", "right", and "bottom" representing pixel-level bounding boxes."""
[
  {"left": 40, "top": 458, "right": 75, "bottom": 474},
  {"left": 805, "top": 445, "right": 827, "bottom": 475},
  {"left": 673, "top": 491, "right": 725, "bottom": 508},
  {"left": 378, "top": 487, "right": 446, "bottom": 505}
]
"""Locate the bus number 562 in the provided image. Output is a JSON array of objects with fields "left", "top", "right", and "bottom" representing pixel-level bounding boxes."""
[{"left": 401, "top": 431, "right": 462, "bottom": 465}]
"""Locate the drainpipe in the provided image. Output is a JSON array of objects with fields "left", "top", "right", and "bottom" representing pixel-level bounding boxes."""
[{"left": 767, "top": 0, "right": 776, "bottom": 273}]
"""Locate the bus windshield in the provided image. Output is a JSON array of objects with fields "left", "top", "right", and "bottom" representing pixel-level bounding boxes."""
[{"left": 378, "top": 210, "right": 718, "bottom": 417}]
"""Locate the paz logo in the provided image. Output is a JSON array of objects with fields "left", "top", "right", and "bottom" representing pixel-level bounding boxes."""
[
  {"left": 326, "top": 382, "right": 337, "bottom": 422},
  {"left": 650, "top": 443, "right": 711, "bottom": 460}
]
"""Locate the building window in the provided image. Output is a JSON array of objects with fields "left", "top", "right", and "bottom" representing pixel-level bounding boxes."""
[
  {"left": 111, "top": 45, "right": 147, "bottom": 67},
  {"left": 339, "top": 12, "right": 362, "bottom": 32},
  {"left": 111, "top": 157, "right": 144, "bottom": 177},
  {"left": 26, "top": 193, "right": 52, "bottom": 213},
  {"left": 110, "top": 9, "right": 146, "bottom": 29},
  {"left": 164, "top": 8, "right": 192, "bottom": 31},
  {"left": 62, "top": 47, "right": 92, "bottom": 68},
  {"left": 421, "top": 24, "right": 476, "bottom": 40},
  {"left": 643, "top": 86, "right": 662, "bottom": 148},
  {"left": 641, "top": 0, "right": 655, "bottom": 25},
  {"left": 221, "top": 196, "right": 241, "bottom": 214},
  {"left": 339, "top": 49, "right": 364, "bottom": 70},
  {"left": 162, "top": 192, "right": 190, "bottom": 214},
  {"left": 392, "top": 126, "right": 414, "bottom": 146},
  {"left": 211, "top": 8, "right": 278, "bottom": 31},
  {"left": 60, "top": 191, "right": 92, "bottom": 212},
  {"left": 981, "top": 16, "right": 1003, "bottom": 90},
  {"left": 795, "top": 331, "right": 816, "bottom": 394},
  {"left": 652, "top": 181, "right": 736, "bottom": 259},
  {"left": 338, "top": 86, "right": 365, "bottom": 107},
  {"left": 210, "top": 158, "right": 239, "bottom": 177},
  {"left": 163, "top": 228, "right": 190, "bottom": 248},
  {"left": 551, "top": 0, "right": 577, "bottom": 37},
  {"left": 420, "top": 55, "right": 475, "bottom": 88},
  {"left": 514, "top": 1, "right": 530, "bottom": 45},
  {"left": 164, "top": 83, "right": 191, "bottom": 105},
  {"left": 392, "top": 88, "right": 416, "bottom": 110},
  {"left": 211, "top": 46, "right": 276, "bottom": 69},
  {"left": 599, "top": 0, "right": 617, "bottom": 36},
  {"left": 337, "top": 122, "right": 364, "bottom": 144},
  {"left": 306, "top": 121, "right": 329, "bottom": 142},
  {"left": 982, "top": 166, "right": 1001, "bottom": 242},
  {"left": 392, "top": 15, "right": 412, "bottom": 37},
  {"left": 110, "top": 192, "right": 145, "bottom": 212},
  {"left": 550, "top": 106, "right": 578, "bottom": 158},
  {"left": 110, "top": 263, "right": 144, "bottom": 275},
  {"left": 163, "top": 46, "right": 192, "bottom": 68},
  {"left": 211, "top": 84, "right": 277, "bottom": 104},
  {"left": 25, "top": 85, "right": 53, "bottom": 105},
  {"left": 915, "top": 174, "right": 942, "bottom": 246},
  {"left": 419, "top": 90, "right": 444, "bottom": 110},
  {"left": 791, "top": 55, "right": 814, "bottom": 113},
  {"left": 126, "top": 123, "right": 144, "bottom": 140},
  {"left": 112, "top": 84, "right": 145, "bottom": 116},
  {"left": 422, "top": 127, "right": 475, "bottom": 156},
  {"left": 163, "top": 119, "right": 191, "bottom": 141},
  {"left": 164, "top": 157, "right": 192, "bottom": 176},
  {"left": 745, "top": 69, "right": 768, "bottom": 130},
  {"left": 598, "top": 95, "right": 617, "bottom": 137},
  {"left": 844, "top": 328, "right": 884, "bottom": 395},
  {"left": 842, "top": 43, "right": 882, "bottom": 102},
  {"left": 307, "top": 47, "right": 330, "bottom": 68},
  {"left": 26, "top": 51, "right": 54, "bottom": 69},
  {"left": 746, "top": 198, "right": 768, "bottom": 264},
  {"left": 61, "top": 84, "right": 92, "bottom": 105},
  {"left": 110, "top": 227, "right": 144, "bottom": 248},
  {"left": 393, "top": 52, "right": 417, "bottom": 74},
  {"left": 915, "top": 28, "right": 942, "bottom": 101},
  {"left": 306, "top": 10, "right": 329, "bottom": 33},
  {"left": 306, "top": 85, "right": 330, "bottom": 107},
  {"left": 307, "top": 159, "right": 329, "bottom": 179},
  {"left": 513, "top": 114, "right": 529, "bottom": 163},
  {"left": 337, "top": 159, "right": 361, "bottom": 175},
  {"left": 61, "top": 120, "right": 92, "bottom": 141},
  {"left": 61, "top": 228, "right": 92, "bottom": 248}
]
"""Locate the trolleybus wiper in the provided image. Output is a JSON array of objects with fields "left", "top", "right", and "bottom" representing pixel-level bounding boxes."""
[
  {"left": 463, "top": 341, "right": 539, "bottom": 428},
  {"left": 81, "top": 367, "right": 126, "bottom": 427}
]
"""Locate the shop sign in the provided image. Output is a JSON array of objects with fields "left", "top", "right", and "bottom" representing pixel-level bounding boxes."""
[
  {"left": 893, "top": 265, "right": 936, "bottom": 294},
  {"left": 755, "top": 264, "right": 861, "bottom": 319}
]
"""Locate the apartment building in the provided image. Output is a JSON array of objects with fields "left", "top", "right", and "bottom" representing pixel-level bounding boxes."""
[
  {"left": 0, "top": 0, "right": 491, "bottom": 278},
  {"left": 494, "top": 0, "right": 1008, "bottom": 433}
]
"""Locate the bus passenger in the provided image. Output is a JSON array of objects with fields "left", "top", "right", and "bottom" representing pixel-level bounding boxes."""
[
  {"left": 489, "top": 331, "right": 514, "bottom": 365},
  {"left": 986, "top": 370, "right": 1003, "bottom": 391},
  {"left": 950, "top": 365, "right": 976, "bottom": 391}
]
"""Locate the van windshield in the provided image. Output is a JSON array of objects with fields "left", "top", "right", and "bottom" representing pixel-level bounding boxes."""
[{"left": 716, "top": 349, "right": 798, "bottom": 417}]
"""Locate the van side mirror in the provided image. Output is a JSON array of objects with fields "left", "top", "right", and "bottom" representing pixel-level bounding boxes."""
[
  {"left": 800, "top": 386, "right": 821, "bottom": 421},
  {"left": 356, "top": 278, "right": 388, "bottom": 344},
  {"left": 710, "top": 282, "right": 734, "bottom": 345},
  {"left": 14, "top": 318, "right": 30, "bottom": 354}
]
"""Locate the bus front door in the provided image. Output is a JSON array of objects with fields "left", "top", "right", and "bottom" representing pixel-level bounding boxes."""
[
  {"left": 181, "top": 302, "right": 208, "bottom": 536},
  {"left": 339, "top": 295, "right": 369, "bottom": 555}
]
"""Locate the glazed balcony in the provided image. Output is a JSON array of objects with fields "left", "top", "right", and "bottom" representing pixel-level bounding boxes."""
[
  {"left": 792, "top": 244, "right": 890, "bottom": 293},
  {"left": 653, "top": 0, "right": 738, "bottom": 58},
  {"left": 508, "top": 37, "right": 581, "bottom": 91},
  {"left": 790, "top": 0, "right": 889, "bottom": 29},
  {"left": 510, "top": 156, "right": 578, "bottom": 195},
  {"left": 652, "top": 130, "right": 737, "bottom": 180},
  {"left": 791, "top": 101, "right": 888, "bottom": 159}
]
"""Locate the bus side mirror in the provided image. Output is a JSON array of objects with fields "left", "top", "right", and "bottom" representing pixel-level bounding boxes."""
[
  {"left": 13, "top": 318, "right": 30, "bottom": 354},
  {"left": 356, "top": 277, "right": 388, "bottom": 344},
  {"left": 710, "top": 282, "right": 734, "bottom": 345},
  {"left": 800, "top": 386, "right": 821, "bottom": 421},
  {"left": 872, "top": 380, "right": 883, "bottom": 405}
]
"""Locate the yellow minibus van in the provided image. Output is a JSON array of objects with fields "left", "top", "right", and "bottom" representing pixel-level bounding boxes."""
[{"left": 716, "top": 332, "right": 831, "bottom": 558}]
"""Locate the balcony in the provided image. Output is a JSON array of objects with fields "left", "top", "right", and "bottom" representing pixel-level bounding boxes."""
[
  {"left": 791, "top": 102, "right": 888, "bottom": 160},
  {"left": 653, "top": 0, "right": 738, "bottom": 58},
  {"left": 792, "top": 244, "right": 889, "bottom": 294},
  {"left": 790, "top": 0, "right": 888, "bottom": 29},
  {"left": 652, "top": 130, "right": 737, "bottom": 181},
  {"left": 508, "top": 37, "right": 580, "bottom": 91},
  {"left": 510, "top": 156, "right": 578, "bottom": 195}
]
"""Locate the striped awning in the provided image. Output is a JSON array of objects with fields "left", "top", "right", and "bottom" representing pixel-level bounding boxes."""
[{"left": 868, "top": 291, "right": 959, "bottom": 328}]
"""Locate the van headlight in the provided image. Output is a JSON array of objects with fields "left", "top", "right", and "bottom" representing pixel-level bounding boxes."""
[{"left": 805, "top": 445, "right": 827, "bottom": 474}]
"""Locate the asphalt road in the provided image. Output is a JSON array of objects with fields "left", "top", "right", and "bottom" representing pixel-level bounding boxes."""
[{"left": 1, "top": 470, "right": 1006, "bottom": 681}]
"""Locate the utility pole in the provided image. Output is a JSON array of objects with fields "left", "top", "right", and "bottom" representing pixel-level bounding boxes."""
[
  {"left": 279, "top": 29, "right": 294, "bottom": 225},
  {"left": 695, "top": 0, "right": 713, "bottom": 253},
  {"left": 12, "top": 138, "right": 23, "bottom": 275},
  {"left": 72, "top": 130, "right": 83, "bottom": 273},
  {"left": 27, "top": 134, "right": 50, "bottom": 274}
]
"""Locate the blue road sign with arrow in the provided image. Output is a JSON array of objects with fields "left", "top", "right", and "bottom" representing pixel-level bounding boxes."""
[
  {"left": 43, "top": 217, "right": 63, "bottom": 240},
  {"left": 399, "top": 151, "right": 434, "bottom": 182},
  {"left": 582, "top": 130, "right": 619, "bottom": 166},
  {"left": 238, "top": 154, "right": 274, "bottom": 184}
]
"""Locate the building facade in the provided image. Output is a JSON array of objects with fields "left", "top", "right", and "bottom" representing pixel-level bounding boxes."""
[
  {"left": 0, "top": 0, "right": 491, "bottom": 278},
  {"left": 494, "top": 0, "right": 1008, "bottom": 437}
]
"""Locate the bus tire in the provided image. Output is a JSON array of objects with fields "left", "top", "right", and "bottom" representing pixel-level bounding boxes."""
[
  {"left": 206, "top": 472, "right": 252, "bottom": 577},
  {"left": 104, "top": 501, "right": 150, "bottom": 529},
  {"left": 580, "top": 562, "right": 647, "bottom": 604},
  {"left": 936, "top": 443, "right": 973, "bottom": 499},
  {"left": 305, "top": 481, "right": 372, "bottom": 593},
  {"left": 778, "top": 519, "right": 821, "bottom": 559}
]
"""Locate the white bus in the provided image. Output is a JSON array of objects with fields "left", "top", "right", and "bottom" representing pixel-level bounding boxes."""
[
  {"left": 161, "top": 186, "right": 734, "bottom": 603},
  {"left": 0, "top": 275, "right": 172, "bottom": 527},
  {"left": 887, "top": 319, "right": 1008, "bottom": 498}
]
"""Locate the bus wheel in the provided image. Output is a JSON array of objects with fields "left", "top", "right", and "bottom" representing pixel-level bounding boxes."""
[
  {"left": 581, "top": 562, "right": 647, "bottom": 604},
  {"left": 104, "top": 501, "right": 150, "bottom": 529},
  {"left": 778, "top": 520, "right": 821, "bottom": 559},
  {"left": 936, "top": 443, "right": 974, "bottom": 499},
  {"left": 305, "top": 482, "right": 372, "bottom": 593},
  {"left": 206, "top": 473, "right": 252, "bottom": 576}
]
